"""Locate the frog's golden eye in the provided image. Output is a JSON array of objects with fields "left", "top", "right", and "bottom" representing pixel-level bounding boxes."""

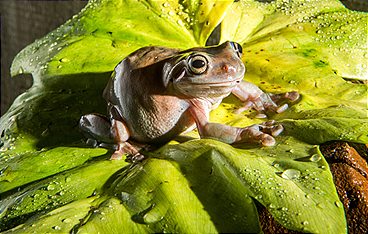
[{"left": 188, "top": 55, "right": 208, "bottom": 74}]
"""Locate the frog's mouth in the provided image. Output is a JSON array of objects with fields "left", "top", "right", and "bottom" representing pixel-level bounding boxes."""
[
  {"left": 175, "top": 80, "right": 241, "bottom": 98},
  {"left": 188, "top": 80, "right": 241, "bottom": 88}
]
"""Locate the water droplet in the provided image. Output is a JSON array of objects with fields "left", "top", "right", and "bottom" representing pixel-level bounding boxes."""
[
  {"left": 59, "top": 58, "right": 69, "bottom": 63},
  {"left": 62, "top": 218, "right": 72, "bottom": 223},
  {"left": 143, "top": 211, "right": 163, "bottom": 224},
  {"left": 302, "top": 221, "right": 309, "bottom": 225},
  {"left": 162, "top": 2, "right": 170, "bottom": 7},
  {"left": 281, "top": 169, "right": 301, "bottom": 180},
  {"left": 334, "top": 201, "right": 341, "bottom": 208},
  {"left": 65, "top": 177, "right": 72, "bottom": 183},
  {"left": 17, "top": 66, "right": 25, "bottom": 74},
  {"left": 120, "top": 192, "right": 131, "bottom": 202},
  {"left": 47, "top": 184, "right": 55, "bottom": 191},
  {"left": 309, "top": 154, "right": 321, "bottom": 162},
  {"left": 52, "top": 226, "right": 61, "bottom": 230},
  {"left": 41, "top": 128, "right": 49, "bottom": 137}
]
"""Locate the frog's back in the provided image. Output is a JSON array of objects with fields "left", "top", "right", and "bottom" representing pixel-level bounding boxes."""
[{"left": 103, "top": 46, "right": 194, "bottom": 143}]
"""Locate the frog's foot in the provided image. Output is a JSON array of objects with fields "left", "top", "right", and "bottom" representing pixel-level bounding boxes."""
[
  {"left": 270, "top": 91, "right": 300, "bottom": 103},
  {"left": 237, "top": 120, "right": 284, "bottom": 146},
  {"left": 110, "top": 142, "right": 145, "bottom": 162},
  {"left": 235, "top": 91, "right": 300, "bottom": 117},
  {"left": 232, "top": 81, "right": 300, "bottom": 116},
  {"left": 250, "top": 91, "right": 300, "bottom": 115},
  {"left": 126, "top": 153, "right": 145, "bottom": 163}
]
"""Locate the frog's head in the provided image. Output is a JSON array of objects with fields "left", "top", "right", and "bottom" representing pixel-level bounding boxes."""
[{"left": 163, "top": 41, "right": 245, "bottom": 99}]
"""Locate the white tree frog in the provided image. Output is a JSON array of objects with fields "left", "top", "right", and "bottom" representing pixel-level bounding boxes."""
[{"left": 79, "top": 41, "right": 299, "bottom": 161}]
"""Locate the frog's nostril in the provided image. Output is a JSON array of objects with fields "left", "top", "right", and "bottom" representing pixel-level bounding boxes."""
[{"left": 222, "top": 65, "right": 229, "bottom": 72}]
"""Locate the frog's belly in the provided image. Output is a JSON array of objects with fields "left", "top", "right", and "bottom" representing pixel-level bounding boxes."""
[{"left": 123, "top": 96, "right": 194, "bottom": 143}]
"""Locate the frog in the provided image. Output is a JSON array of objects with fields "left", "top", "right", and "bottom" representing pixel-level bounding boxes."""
[{"left": 79, "top": 41, "right": 299, "bottom": 161}]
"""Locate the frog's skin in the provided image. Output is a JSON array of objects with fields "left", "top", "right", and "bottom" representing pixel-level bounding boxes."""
[{"left": 79, "top": 41, "right": 299, "bottom": 160}]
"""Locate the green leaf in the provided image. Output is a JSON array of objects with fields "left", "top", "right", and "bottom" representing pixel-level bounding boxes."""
[
  {"left": 1, "top": 0, "right": 367, "bottom": 233},
  {"left": 221, "top": 0, "right": 367, "bottom": 79},
  {"left": 217, "top": 0, "right": 367, "bottom": 146},
  {"left": 153, "top": 138, "right": 345, "bottom": 233},
  {"left": 0, "top": 159, "right": 128, "bottom": 226},
  {"left": 2, "top": 197, "right": 97, "bottom": 233},
  {"left": 10, "top": 0, "right": 233, "bottom": 79}
]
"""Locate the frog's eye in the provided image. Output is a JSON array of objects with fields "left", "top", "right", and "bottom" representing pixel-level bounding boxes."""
[{"left": 188, "top": 55, "right": 208, "bottom": 74}]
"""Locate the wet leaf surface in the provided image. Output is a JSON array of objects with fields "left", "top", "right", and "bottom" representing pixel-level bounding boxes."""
[{"left": 1, "top": 0, "right": 367, "bottom": 233}]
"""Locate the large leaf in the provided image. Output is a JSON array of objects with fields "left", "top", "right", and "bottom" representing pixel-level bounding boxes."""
[
  {"left": 1, "top": 0, "right": 367, "bottom": 233},
  {"left": 10, "top": 0, "right": 233, "bottom": 79},
  {"left": 221, "top": 0, "right": 367, "bottom": 79}
]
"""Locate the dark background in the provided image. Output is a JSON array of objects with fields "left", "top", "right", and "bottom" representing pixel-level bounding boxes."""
[{"left": 0, "top": 0, "right": 367, "bottom": 115}]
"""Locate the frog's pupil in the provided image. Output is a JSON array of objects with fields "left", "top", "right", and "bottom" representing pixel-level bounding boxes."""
[{"left": 192, "top": 59, "right": 205, "bottom": 68}]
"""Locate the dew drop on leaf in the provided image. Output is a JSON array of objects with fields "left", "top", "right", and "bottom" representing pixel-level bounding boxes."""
[
  {"left": 309, "top": 154, "right": 321, "bottom": 162},
  {"left": 334, "top": 201, "right": 341, "bottom": 208},
  {"left": 281, "top": 169, "right": 301, "bottom": 180},
  {"left": 120, "top": 191, "right": 131, "bottom": 202},
  {"left": 18, "top": 66, "right": 25, "bottom": 74},
  {"left": 47, "top": 184, "right": 55, "bottom": 191},
  {"left": 62, "top": 218, "right": 72, "bottom": 223},
  {"left": 52, "top": 226, "right": 61, "bottom": 230},
  {"left": 59, "top": 58, "right": 69, "bottom": 63},
  {"left": 162, "top": 2, "right": 170, "bottom": 8}
]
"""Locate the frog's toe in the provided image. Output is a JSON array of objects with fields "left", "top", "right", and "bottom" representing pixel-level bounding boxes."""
[
  {"left": 237, "top": 125, "right": 271, "bottom": 146},
  {"left": 126, "top": 153, "right": 145, "bottom": 163},
  {"left": 276, "top": 103, "right": 289, "bottom": 113},
  {"left": 110, "top": 142, "right": 143, "bottom": 161},
  {"left": 110, "top": 151, "right": 125, "bottom": 160},
  {"left": 260, "top": 134, "right": 276, "bottom": 146},
  {"left": 110, "top": 151, "right": 144, "bottom": 162},
  {"left": 260, "top": 121, "right": 284, "bottom": 136},
  {"left": 270, "top": 91, "right": 300, "bottom": 104},
  {"left": 238, "top": 121, "right": 283, "bottom": 146},
  {"left": 271, "top": 124, "right": 284, "bottom": 136},
  {"left": 285, "top": 91, "right": 300, "bottom": 102},
  {"left": 86, "top": 138, "right": 99, "bottom": 147}
]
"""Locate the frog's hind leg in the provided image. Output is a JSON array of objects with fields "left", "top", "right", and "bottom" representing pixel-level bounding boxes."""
[
  {"left": 79, "top": 114, "right": 115, "bottom": 145},
  {"left": 109, "top": 119, "right": 145, "bottom": 162},
  {"left": 79, "top": 114, "right": 144, "bottom": 162}
]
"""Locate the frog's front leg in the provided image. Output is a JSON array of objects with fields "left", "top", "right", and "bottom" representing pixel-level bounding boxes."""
[
  {"left": 79, "top": 114, "right": 142, "bottom": 161},
  {"left": 188, "top": 100, "right": 283, "bottom": 146},
  {"left": 232, "top": 81, "right": 299, "bottom": 115}
]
